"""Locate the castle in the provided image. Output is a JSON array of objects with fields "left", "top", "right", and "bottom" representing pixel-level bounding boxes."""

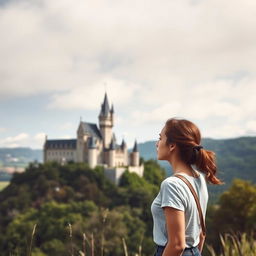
[{"left": 43, "top": 93, "right": 144, "bottom": 184}]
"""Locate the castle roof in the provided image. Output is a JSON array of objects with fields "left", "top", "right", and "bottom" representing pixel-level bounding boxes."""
[
  {"left": 45, "top": 139, "right": 77, "bottom": 149},
  {"left": 81, "top": 122, "right": 102, "bottom": 139},
  {"left": 121, "top": 138, "right": 127, "bottom": 149},
  {"left": 100, "top": 92, "right": 110, "bottom": 117},
  {"left": 133, "top": 140, "right": 138, "bottom": 152},
  {"left": 109, "top": 135, "right": 116, "bottom": 150}
]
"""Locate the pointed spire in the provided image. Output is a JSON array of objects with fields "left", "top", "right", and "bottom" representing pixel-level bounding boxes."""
[
  {"left": 110, "top": 104, "right": 114, "bottom": 114},
  {"left": 121, "top": 138, "right": 127, "bottom": 149},
  {"left": 100, "top": 92, "right": 110, "bottom": 116},
  {"left": 133, "top": 139, "right": 138, "bottom": 152},
  {"left": 109, "top": 136, "right": 116, "bottom": 150}
]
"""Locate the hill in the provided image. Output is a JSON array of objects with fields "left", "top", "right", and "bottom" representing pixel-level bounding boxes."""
[{"left": 0, "top": 161, "right": 166, "bottom": 256}]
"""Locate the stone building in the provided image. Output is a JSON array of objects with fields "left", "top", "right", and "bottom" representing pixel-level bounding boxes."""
[{"left": 43, "top": 93, "right": 144, "bottom": 184}]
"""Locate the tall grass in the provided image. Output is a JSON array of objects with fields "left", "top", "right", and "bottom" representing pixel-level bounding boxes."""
[
  {"left": 19, "top": 221, "right": 256, "bottom": 256},
  {"left": 207, "top": 232, "right": 256, "bottom": 256},
  {"left": 23, "top": 221, "right": 145, "bottom": 256}
]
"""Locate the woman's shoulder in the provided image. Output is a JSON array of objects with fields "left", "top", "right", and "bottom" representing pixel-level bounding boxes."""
[
  {"left": 160, "top": 171, "right": 206, "bottom": 190},
  {"left": 160, "top": 176, "right": 185, "bottom": 191}
]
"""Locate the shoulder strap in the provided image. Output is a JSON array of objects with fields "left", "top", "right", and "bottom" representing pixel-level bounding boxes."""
[{"left": 174, "top": 174, "right": 206, "bottom": 236}]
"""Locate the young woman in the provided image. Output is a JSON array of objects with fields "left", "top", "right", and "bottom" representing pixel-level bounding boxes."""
[{"left": 151, "top": 118, "right": 223, "bottom": 256}]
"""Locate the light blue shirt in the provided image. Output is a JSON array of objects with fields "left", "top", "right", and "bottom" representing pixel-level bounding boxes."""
[{"left": 151, "top": 170, "right": 208, "bottom": 247}]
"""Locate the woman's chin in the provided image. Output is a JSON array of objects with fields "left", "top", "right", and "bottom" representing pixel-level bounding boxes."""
[{"left": 157, "top": 155, "right": 162, "bottom": 160}]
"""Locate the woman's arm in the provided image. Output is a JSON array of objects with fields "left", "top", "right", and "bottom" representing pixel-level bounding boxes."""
[{"left": 162, "top": 207, "right": 186, "bottom": 256}]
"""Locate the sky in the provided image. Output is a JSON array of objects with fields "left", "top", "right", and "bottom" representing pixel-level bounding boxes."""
[{"left": 0, "top": 0, "right": 256, "bottom": 149}]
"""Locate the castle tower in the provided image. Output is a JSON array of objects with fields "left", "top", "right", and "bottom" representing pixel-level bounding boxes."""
[
  {"left": 108, "top": 136, "right": 116, "bottom": 167},
  {"left": 98, "top": 93, "right": 113, "bottom": 149},
  {"left": 43, "top": 135, "right": 48, "bottom": 162},
  {"left": 76, "top": 121, "right": 87, "bottom": 162},
  {"left": 121, "top": 138, "right": 128, "bottom": 166},
  {"left": 88, "top": 137, "right": 98, "bottom": 168},
  {"left": 130, "top": 140, "right": 140, "bottom": 166}
]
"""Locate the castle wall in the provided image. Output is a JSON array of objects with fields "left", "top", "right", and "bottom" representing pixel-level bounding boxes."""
[
  {"left": 88, "top": 148, "right": 97, "bottom": 168},
  {"left": 130, "top": 152, "right": 139, "bottom": 166},
  {"left": 45, "top": 149, "right": 76, "bottom": 163},
  {"left": 77, "top": 129, "right": 88, "bottom": 162},
  {"left": 96, "top": 141, "right": 104, "bottom": 164},
  {"left": 104, "top": 167, "right": 127, "bottom": 185},
  {"left": 114, "top": 150, "right": 126, "bottom": 166},
  {"left": 109, "top": 150, "right": 115, "bottom": 167},
  {"left": 128, "top": 165, "right": 144, "bottom": 177}
]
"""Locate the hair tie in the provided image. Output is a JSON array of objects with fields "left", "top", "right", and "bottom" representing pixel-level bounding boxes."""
[{"left": 193, "top": 145, "right": 203, "bottom": 151}]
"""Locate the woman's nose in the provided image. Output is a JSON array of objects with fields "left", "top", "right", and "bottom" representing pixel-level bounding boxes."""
[{"left": 156, "top": 141, "right": 158, "bottom": 147}]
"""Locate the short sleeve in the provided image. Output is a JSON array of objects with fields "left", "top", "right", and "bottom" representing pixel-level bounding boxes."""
[{"left": 160, "top": 180, "right": 185, "bottom": 211}]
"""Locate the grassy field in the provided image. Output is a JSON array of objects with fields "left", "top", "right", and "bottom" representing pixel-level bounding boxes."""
[{"left": 0, "top": 181, "right": 9, "bottom": 191}]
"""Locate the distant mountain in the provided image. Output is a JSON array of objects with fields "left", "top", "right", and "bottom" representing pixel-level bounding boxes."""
[{"left": 0, "top": 147, "right": 43, "bottom": 167}]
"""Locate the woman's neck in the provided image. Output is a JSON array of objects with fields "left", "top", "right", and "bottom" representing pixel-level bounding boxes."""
[{"left": 168, "top": 159, "right": 198, "bottom": 178}]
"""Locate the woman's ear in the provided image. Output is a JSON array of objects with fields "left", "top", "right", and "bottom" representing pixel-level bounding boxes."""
[{"left": 169, "top": 143, "right": 176, "bottom": 152}]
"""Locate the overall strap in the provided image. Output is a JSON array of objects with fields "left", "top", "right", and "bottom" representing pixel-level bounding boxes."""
[{"left": 174, "top": 174, "right": 206, "bottom": 236}]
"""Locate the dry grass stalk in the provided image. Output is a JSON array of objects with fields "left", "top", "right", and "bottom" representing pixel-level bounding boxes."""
[
  {"left": 101, "top": 208, "right": 109, "bottom": 256},
  {"left": 68, "top": 223, "right": 74, "bottom": 256},
  {"left": 138, "top": 233, "right": 144, "bottom": 256},
  {"left": 83, "top": 233, "right": 86, "bottom": 256},
  {"left": 122, "top": 237, "right": 128, "bottom": 256},
  {"left": 91, "top": 233, "right": 95, "bottom": 256},
  {"left": 27, "top": 224, "right": 37, "bottom": 256}
]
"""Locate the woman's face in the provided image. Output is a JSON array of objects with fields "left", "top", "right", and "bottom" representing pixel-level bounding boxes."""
[{"left": 156, "top": 126, "right": 170, "bottom": 160}]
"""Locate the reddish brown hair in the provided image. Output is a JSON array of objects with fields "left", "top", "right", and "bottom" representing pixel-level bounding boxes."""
[{"left": 165, "top": 118, "right": 223, "bottom": 185}]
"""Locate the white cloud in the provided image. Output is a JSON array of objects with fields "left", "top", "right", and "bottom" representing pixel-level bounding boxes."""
[
  {"left": 245, "top": 120, "right": 256, "bottom": 135},
  {"left": 0, "top": 0, "right": 256, "bottom": 143},
  {"left": 0, "top": 133, "right": 29, "bottom": 147},
  {"left": 0, "top": 132, "right": 46, "bottom": 148},
  {"left": 1, "top": 0, "right": 256, "bottom": 99},
  {"left": 48, "top": 77, "right": 140, "bottom": 110}
]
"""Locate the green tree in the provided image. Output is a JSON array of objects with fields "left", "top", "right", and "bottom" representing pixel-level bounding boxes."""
[
  {"left": 214, "top": 179, "right": 256, "bottom": 233},
  {"left": 207, "top": 179, "right": 256, "bottom": 254}
]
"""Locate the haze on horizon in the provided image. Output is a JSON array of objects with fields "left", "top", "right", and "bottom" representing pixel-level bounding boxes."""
[{"left": 0, "top": 0, "right": 256, "bottom": 149}]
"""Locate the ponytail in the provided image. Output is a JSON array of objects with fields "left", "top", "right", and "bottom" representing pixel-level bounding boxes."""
[{"left": 195, "top": 148, "right": 223, "bottom": 185}]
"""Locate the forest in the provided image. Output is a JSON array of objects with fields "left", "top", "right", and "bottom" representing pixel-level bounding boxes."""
[{"left": 0, "top": 160, "right": 255, "bottom": 255}]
